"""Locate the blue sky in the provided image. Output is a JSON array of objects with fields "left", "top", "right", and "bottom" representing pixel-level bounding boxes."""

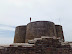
[{"left": 0, "top": 0, "right": 72, "bottom": 44}]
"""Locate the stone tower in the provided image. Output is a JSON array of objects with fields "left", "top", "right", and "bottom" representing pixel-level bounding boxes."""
[
  {"left": 14, "top": 21, "right": 64, "bottom": 43},
  {"left": 25, "top": 21, "right": 57, "bottom": 42},
  {"left": 55, "top": 25, "right": 65, "bottom": 42},
  {"left": 14, "top": 25, "right": 26, "bottom": 43}
]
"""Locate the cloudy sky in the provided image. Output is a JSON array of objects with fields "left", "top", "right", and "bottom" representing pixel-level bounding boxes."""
[{"left": 0, "top": 0, "right": 72, "bottom": 44}]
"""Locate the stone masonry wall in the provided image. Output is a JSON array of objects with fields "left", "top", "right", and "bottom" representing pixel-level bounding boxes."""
[
  {"left": 55, "top": 25, "right": 64, "bottom": 42},
  {"left": 14, "top": 25, "right": 26, "bottom": 43},
  {"left": 25, "top": 21, "right": 57, "bottom": 42}
]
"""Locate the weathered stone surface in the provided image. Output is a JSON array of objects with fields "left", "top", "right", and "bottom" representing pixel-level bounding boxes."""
[
  {"left": 26, "top": 21, "right": 57, "bottom": 42},
  {"left": 14, "top": 25, "right": 26, "bottom": 43},
  {"left": 55, "top": 25, "right": 65, "bottom": 42},
  {"left": 0, "top": 36, "right": 72, "bottom": 54}
]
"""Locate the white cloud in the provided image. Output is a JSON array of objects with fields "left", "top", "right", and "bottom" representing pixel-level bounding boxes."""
[{"left": 0, "top": 26, "right": 15, "bottom": 31}]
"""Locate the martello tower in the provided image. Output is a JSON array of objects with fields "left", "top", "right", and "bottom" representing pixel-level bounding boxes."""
[{"left": 14, "top": 21, "right": 64, "bottom": 43}]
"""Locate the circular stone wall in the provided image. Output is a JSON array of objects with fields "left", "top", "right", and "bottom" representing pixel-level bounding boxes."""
[
  {"left": 55, "top": 25, "right": 64, "bottom": 42},
  {"left": 25, "top": 21, "right": 57, "bottom": 42},
  {"left": 14, "top": 25, "right": 26, "bottom": 43}
]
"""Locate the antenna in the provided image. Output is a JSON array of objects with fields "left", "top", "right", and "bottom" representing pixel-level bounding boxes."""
[{"left": 59, "top": 18, "right": 61, "bottom": 25}]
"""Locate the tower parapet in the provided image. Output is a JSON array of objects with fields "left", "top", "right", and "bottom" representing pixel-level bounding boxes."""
[
  {"left": 14, "top": 21, "right": 64, "bottom": 43},
  {"left": 55, "top": 25, "right": 65, "bottom": 42},
  {"left": 14, "top": 25, "right": 26, "bottom": 43},
  {"left": 26, "top": 21, "right": 57, "bottom": 42}
]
